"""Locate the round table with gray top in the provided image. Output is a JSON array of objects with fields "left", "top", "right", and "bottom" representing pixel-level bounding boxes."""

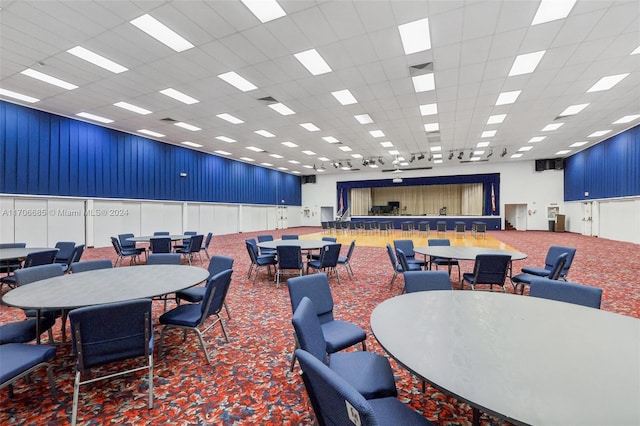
[
  {"left": 0, "top": 247, "right": 58, "bottom": 262},
  {"left": 255, "top": 239, "right": 331, "bottom": 251},
  {"left": 413, "top": 246, "right": 527, "bottom": 261},
  {"left": 2, "top": 265, "right": 209, "bottom": 310},
  {"left": 126, "top": 235, "right": 193, "bottom": 243},
  {"left": 371, "top": 291, "right": 640, "bottom": 426}
]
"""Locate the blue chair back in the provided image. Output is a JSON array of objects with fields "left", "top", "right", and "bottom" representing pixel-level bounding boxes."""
[
  {"left": 207, "top": 255, "right": 234, "bottom": 279},
  {"left": 344, "top": 240, "right": 356, "bottom": 260},
  {"left": 393, "top": 239, "right": 416, "bottom": 257},
  {"left": 118, "top": 234, "right": 136, "bottom": 250},
  {"left": 147, "top": 253, "right": 181, "bottom": 265},
  {"left": 153, "top": 231, "right": 170, "bottom": 236},
  {"left": 292, "top": 297, "right": 327, "bottom": 363},
  {"left": 548, "top": 253, "right": 568, "bottom": 280},
  {"left": 321, "top": 237, "right": 337, "bottom": 243},
  {"left": 14, "top": 264, "right": 64, "bottom": 286},
  {"left": 71, "top": 259, "right": 113, "bottom": 273},
  {"left": 69, "top": 299, "right": 153, "bottom": 370},
  {"left": 202, "top": 232, "right": 213, "bottom": 248},
  {"left": 150, "top": 237, "right": 172, "bottom": 253},
  {"left": 277, "top": 245, "right": 303, "bottom": 269},
  {"left": 386, "top": 244, "right": 398, "bottom": 270},
  {"left": 395, "top": 248, "right": 414, "bottom": 273},
  {"left": 54, "top": 241, "right": 76, "bottom": 263},
  {"left": 282, "top": 235, "right": 298, "bottom": 240},
  {"left": 545, "top": 246, "right": 576, "bottom": 277},
  {"left": 288, "top": 273, "right": 335, "bottom": 324},
  {"left": 471, "top": 254, "right": 511, "bottom": 285},
  {"left": 257, "top": 235, "right": 274, "bottom": 243},
  {"left": 24, "top": 249, "right": 58, "bottom": 268},
  {"left": 319, "top": 244, "right": 341, "bottom": 268},
  {"left": 186, "top": 235, "right": 204, "bottom": 254},
  {"left": 245, "top": 238, "right": 259, "bottom": 261},
  {"left": 529, "top": 278, "right": 602, "bottom": 309},
  {"left": 70, "top": 244, "right": 85, "bottom": 264},
  {"left": 428, "top": 239, "right": 451, "bottom": 247},
  {"left": 0, "top": 243, "right": 26, "bottom": 249},
  {"left": 404, "top": 271, "right": 452, "bottom": 292},
  {"left": 201, "top": 269, "right": 234, "bottom": 318}
]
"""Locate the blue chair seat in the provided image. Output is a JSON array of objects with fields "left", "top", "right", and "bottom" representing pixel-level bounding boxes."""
[
  {"left": 329, "top": 351, "right": 397, "bottom": 399},
  {"left": 256, "top": 254, "right": 276, "bottom": 265},
  {"left": 0, "top": 343, "right": 57, "bottom": 401},
  {"left": 321, "top": 320, "right": 367, "bottom": 354},
  {"left": 0, "top": 318, "right": 56, "bottom": 344},
  {"left": 159, "top": 303, "right": 202, "bottom": 328},
  {"left": 520, "top": 266, "right": 550, "bottom": 276},
  {"left": 368, "top": 396, "right": 434, "bottom": 424},
  {"left": 175, "top": 287, "right": 204, "bottom": 303}
]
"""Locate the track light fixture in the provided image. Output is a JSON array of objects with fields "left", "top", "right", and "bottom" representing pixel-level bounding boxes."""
[
  {"left": 410, "top": 154, "right": 416, "bottom": 163},
  {"left": 320, "top": 163, "right": 326, "bottom": 170},
  {"left": 428, "top": 154, "right": 433, "bottom": 161},
  {"left": 469, "top": 151, "right": 473, "bottom": 159},
  {"left": 346, "top": 160, "right": 352, "bottom": 168},
  {"left": 501, "top": 148, "right": 507, "bottom": 157},
  {"left": 458, "top": 151, "right": 464, "bottom": 160},
  {"left": 487, "top": 149, "right": 493, "bottom": 158},
  {"left": 362, "top": 159, "right": 369, "bottom": 166},
  {"left": 378, "top": 157, "right": 385, "bottom": 165},
  {"left": 313, "top": 164, "right": 317, "bottom": 171},
  {"left": 448, "top": 151, "right": 454, "bottom": 160},
  {"left": 333, "top": 162, "right": 339, "bottom": 168},
  {"left": 417, "top": 153, "right": 425, "bottom": 160}
]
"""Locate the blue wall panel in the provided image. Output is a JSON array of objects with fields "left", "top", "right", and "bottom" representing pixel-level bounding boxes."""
[
  {"left": 565, "top": 125, "right": 640, "bottom": 201},
  {"left": 0, "top": 101, "right": 301, "bottom": 205}
]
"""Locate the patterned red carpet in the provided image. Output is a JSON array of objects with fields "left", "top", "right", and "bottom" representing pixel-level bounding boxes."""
[{"left": 1, "top": 229, "right": 638, "bottom": 425}]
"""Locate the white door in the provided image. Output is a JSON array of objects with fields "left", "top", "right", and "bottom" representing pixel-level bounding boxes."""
[
  {"left": 277, "top": 206, "right": 288, "bottom": 229},
  {"left": 320, "top": 207, "right": 333, "bottom": 222},
  {"left": 582, "top": 202, "right": 593, "bottom": 236},
  {"left": 515, "top": 204, "right": 528, "bottom": 230}
]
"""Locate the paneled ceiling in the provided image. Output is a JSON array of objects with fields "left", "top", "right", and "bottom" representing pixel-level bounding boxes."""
[{"left": 1, "top": 0, "right": 638, "bottom": 175}]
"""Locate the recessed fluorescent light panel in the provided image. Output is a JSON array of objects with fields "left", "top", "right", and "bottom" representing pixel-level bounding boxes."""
[
  {"left": 487, "top": 114, "right": 506, "bottom": 124},
  {"left": 255, "top": 130, "right": 275, "bottom": 138},
  {"left": 555, "top": 150, "right": 571, "bottom": 155},
  {"left": 216, "top": 136, "right": 236, "bottom": 143},
  {"left": 240, "top": 157, "right": 255, "bottom": 162},
  {"left": 215, "top": 150, "right": 231, "bottom": 155},
  {"left": 531, "top": 0, "right": 576, "bottom": 25},
  {"left": 300, "top": 123, "right": 320, "bottom": 132},
  {"left": 412, "top": 73, "right": 435, "bottom": 92},
  {"left": 216, "top": 113, "right": 244, "bottom": 124},
  {"left": 268, "top": 102, "right": 295, "bottom": 115},
  {"left": 246, "top": 146, "right": 264, "bottom": 152},
  {"left": 388, "top": 150, "right": 400, "bottom": 155},
  {"left": 569, "top": 141, "right": 588, "bottom": 147},
  {"left": 240, "top": 0, "right": 286, "bottom": 23},
  {"left": 302, "top": 150, "right": 316, "bottom": 155},
  {"left": 323, "top": 136, "right": 339, "bottom": 143},
  {"left": 270, "top": 154, "right": 284, "bottom": 159},
  {"left": 369, "top": 130, "right": 385, "bottom": 138},
  {"left": 476, "top": 141, "right": 491, "bottom": 148},
  {"left": 496, "top": 90, "right": 521, "bottom": 105},
  {"left": 430, "top": 146, "right": 442, "bottom": 152},
  {"left": 76, "top": 112, "right": 114, "bottom": 123},
  {"left": 20, "top": 68, "right": 77, "bottom": 90},
  {"left": 317, "top": 157, "right": 330, "bottom": 162},
  {"left": 352, "top": 154, "right": 363, "bottom": 159},
  {"left": 354, "top": 114, "right": 373, "bottom": 124},
  {"left": 588, "top": 130, "right": 611, "bottom": 138},
  {"left": 281, "top": 142, "right": 298, "bottom": 148},
  {"left": 542, "top": 123, "right": 564, "bottom": 131},
  {"left": 508, "top": 51, "right": 546, "bottom": 76},
  {"left": 518, "top": 146, "right": 533, "bottom": 152},
  {"left": 529, "top": 136, "right": 546, "bottom": 143},
  {"left": 218, "top": 71, "right": 257, "bottom": 92},
  {"left": 511, "top": 153, "right": 523, "bottom": 158},
  {"left": 67, "top": 46, "right": 128, "bottom": 73},
  {"left": 288, "top": 160, "right": 300, "bottom": 164},
  {"left": 339, "top": 146, "right": 352, "bottom": 152},
  {"left": 424, "top": 123, "right": 439, "bottom": 132},
  {"left": 294, "top": 48, "right": 332, "bottom": 75},
  {"left": 398, "top": 17, "right": 431, "bottom": 55},
  {"left": 331, "top": 89, "right": 357, "bottom": 105},
  {"left": 261, "top": 163, "right": 274, "bottom": 167},
  {"left": 587, "top": 73, "right": 629, "bottom": 92},
  {"left": 138, "top": 129, "right": 165, "bottom": 137},
  {"left": 113, "top": 101, "right": 152, "bottom": 115},
  {"left": 182, "top": 141, "right": 203, "bottom": 148},
  {"left": 130, "top": 14, "right": 194, "bottom": 52},
  {"left": 481, "top": 130, "right": 497, "bottom": 138},
  {"left": 278, "top": 167, "right": 288, "bottom": 171},
  {"left": 160, "top": 88, "right": 199, "bottom": 104},
  {"left": 419, "top": 103, "right": 438, "bottom": 116},
  {"left": 380, "top": 142, "right": 394, "bottom": 148},
  {"left": 559, "top": 103, "right": 589, "bottom": 117},
  {"left": 613, "top": 115, "right": 640, "bottom": 124},
  {"left": 0, "top": 88, "right": 39, "bottom": 103},
  {"left": 174, "top": 122, "right": 201, "bottom": 131}
]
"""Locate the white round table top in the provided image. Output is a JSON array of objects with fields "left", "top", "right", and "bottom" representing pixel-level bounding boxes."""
[
  {"left": 256, "top": 239, "right": 332, "bottom": 250},
  {"left": 2, "top": 265, "right": 209, "bottom": 310},
  {"left": 0, "top": 247, "right": 57, "bottom": 262},
  {"left": 126, "top": 235, "right": 192, "bottom": 242},
  {"left": 371, "top": 291, "right": 640, "bottom": 426},
  {"left": 414, "top": 245, "right": 527, "bottom": 261}
]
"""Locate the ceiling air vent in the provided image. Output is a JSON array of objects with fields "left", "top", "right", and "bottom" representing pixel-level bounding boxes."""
[
  {"left": 257, "top": 96, "right": 278, "bottom": 104},
  {"left": 409, "top": 62, "right": 434, "bottom": 75},
  {"left": 160, "top": 117, "right": 177, "bottom": 122}
]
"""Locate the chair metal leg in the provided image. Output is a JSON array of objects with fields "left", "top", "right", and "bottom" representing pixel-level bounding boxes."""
[
  {"left": 194, "top": 328, "right": 212, "bottom": 363},
  {"left": 389, "top": 271, "right": 398, "bottom": 288},
  {"left": 71, "top": 370, "right": 81, "bottom": 426},
  {"left": 223, "top": 301, "right": 231, "bottom": 319},
  {"left": 289, "top": 333, "right": 300, "bottom": 372}
]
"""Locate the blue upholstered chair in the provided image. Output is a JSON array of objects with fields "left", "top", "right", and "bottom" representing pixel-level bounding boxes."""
[
  {"left": 0, "top": 343, "right": 57, "bottom": 401},
  {"left": 0, "top": 318, "right": 56, "bottom": 345},
  {"left": 257, "top": 235, "right": 277, "bottom": 256},
  {"left": 153, "top": 231, "right": 170, "bottom": 236},
  {"left": 176, "top": 256, "right": 235, "bottom": 319},
  {"left": 427, "top": 239, "right": 460, "bottom": 280},
  {"left": 282, "top": 234, "right": 299, "bottom": 240},
  {"left": 53, "top": 241, "right": 76, "bottom": 272},
  {"left": 147, "top": 253, "right": 182, "bottom": 310},
  {"left": 394, "top": 239, "right": 427, "bottom": 268},
  {"left": 404, "top": 270, "right": 452, "bottom": 293},
  {"left": 245, "top": 238, "right": 277, "bottom": 285},
  {"left": 0, "top": 249, "right": 59, "bottom": 291},
  {"left": 0, "top": 242, "right": 26, "bottom": 276},
  {"left": 276, "top": 245, "right": 303, "bottom": 288},
  {"left": 337, "top": 240, "right": 356, "bottom": 278},
  {"left": 395, "top": 248, "right": 423, "bottom": 292},
  {"left": 296, "top": 349, "right": 433, "bottom": 426},
  {"left": 159, "top": 269, "right": 233, "bottom": 363},
  {"left": 175, "top": 234, "right": 204, "bottom": 265},
  {"left": 308, "top": 237, "right": 337, "bottom": 261},
  {"left": 173, "top": 231, "right": 197, "bottom": 250},
  {"left": 529, "top": 278, "right": 603, "bottom": 309},
  {"left": 462, "top": 254, "right": 511, "bottom": 292},
  {"left": 287, "top": 273, "right": 366, "bottom": 371},
  {"left": 521, "top": 245, "right": 576, "bottom": 281},
  {"left": 292, "top": 297, "right": 397, "bottom": 399},
  {"left": 306, "top": 243, "right": 342, "bottom": 284},
  {"left": 70, "top": 259, "right": 112, "bottom": 273},
  {"left": 69, "top": 299, "right": 154, "bottom": 426},
  {"left": 118, "top": 233, "right": 146, "bottom": 260},
  {"left": 111, "top": 236, "right": 139, "bottom": 266},
  {"left": 387, "top": 244, "right": 421, "bottom": 289},
  {"left": 200, "top": 232, "right": 213, "bottom": 260},
  {"left": 149, "top": 237, "right": 172, "bottom": 254},
  {"left": 511, "top": 253, "right": 568, "bottom": 294},
  {"left": 69, "top": 244, "right": 85, "bottom": 265}
]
